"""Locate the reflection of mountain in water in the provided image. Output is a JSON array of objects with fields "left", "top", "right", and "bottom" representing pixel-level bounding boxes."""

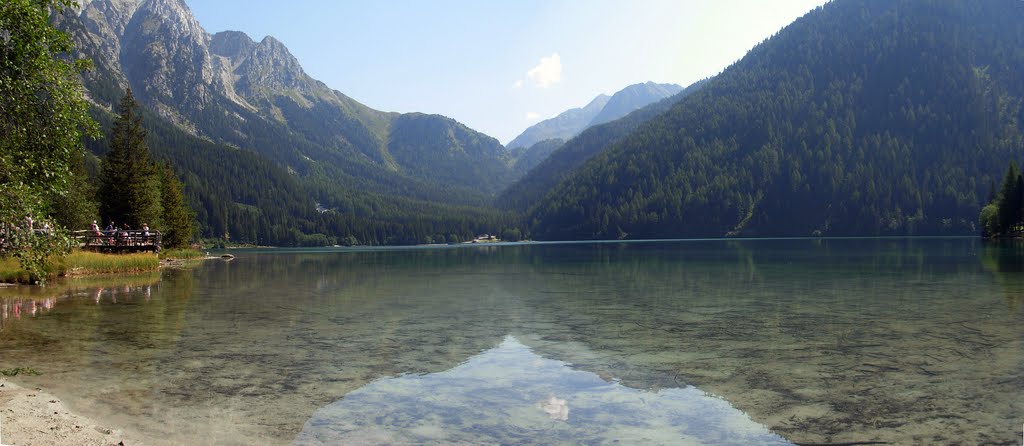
[{"left": 295, "top": 336, "right": 791, "bottom": 446}]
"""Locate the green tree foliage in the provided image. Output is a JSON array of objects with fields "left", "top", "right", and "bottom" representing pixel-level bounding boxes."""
[
  {"left": 49, "top": 149, "right": 99, "bottom": 230},
  {"left": 981, "top": 161, "right": 1024, "bottom": 237},
  {"left": 159, "top": 161, "right": 193, "bottom": 248},
  {"left": 98, "top": 90, "right": 162, "bottom": 229},
  {"left": 1000, "top": 164, "right": 1024, "bottom": 232},
  {"left": 526, "top": 0, "right": 1024, "bottom": 240},
  {"left": 0, "top": 0, "right": 97, "bottom": 282}
]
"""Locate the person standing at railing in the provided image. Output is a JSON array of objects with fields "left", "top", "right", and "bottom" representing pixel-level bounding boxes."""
[
  {"left": 142, "top": 223, "right": 150, "bottom": 245},
  {"left": 105, "top": 221, "right": 116, "bottom": 245},
  {"left": 87, "top": 221, "right": 102, "bottom": 247},
  {"left": 89, "top": 221, "right": 102, "bottom": 241},
  {"left": 120, "top": 223, "right": 130, "bottom": 246}
]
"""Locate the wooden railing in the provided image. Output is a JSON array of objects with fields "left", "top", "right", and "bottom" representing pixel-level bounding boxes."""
[{"left": 73, "top": 230, "right": 163, "bottom": 253}]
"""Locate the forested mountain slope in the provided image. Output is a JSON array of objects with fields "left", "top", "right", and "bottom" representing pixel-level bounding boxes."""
[
  {"left": 509, "top": 138, "right": 566, "bottom": 180},
  {"left": 528, "top": 0, "right": 1024, "bottom": 240}
]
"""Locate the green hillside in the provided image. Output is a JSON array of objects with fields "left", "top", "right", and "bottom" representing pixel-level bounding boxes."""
[
  {"left": 86, "top": 103, "right": 522, "bottom": 246},
  {"left": 528, "top": 0, "right": 1024, "bottom": 240}
]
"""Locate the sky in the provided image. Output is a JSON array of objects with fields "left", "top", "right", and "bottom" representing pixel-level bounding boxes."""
[{"left": 186, "top": 0, "right": 829, "bottom": 144}]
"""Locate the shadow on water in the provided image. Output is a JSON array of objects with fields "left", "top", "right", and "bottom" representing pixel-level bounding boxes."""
[{"left": 0, "top": 239, "right": 1020, "bottom": 445}]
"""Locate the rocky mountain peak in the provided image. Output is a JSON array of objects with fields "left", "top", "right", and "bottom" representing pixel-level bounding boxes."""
[
  {"left": 234, "top": 35, "right": 309, "bottom": 96},
  {"left": 136, "top": 0, "right": 207, "bottom": 42},
  {"left": 78, "top": 0, "right": 141, "bottom": 36},
  {"left": 210, "top": 31, "right": 256, "bottom": 60},
  {"left": 120, "top": 0, "right": 217, "bottom": 119}
]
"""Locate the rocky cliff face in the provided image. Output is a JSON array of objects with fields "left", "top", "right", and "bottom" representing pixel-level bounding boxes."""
[
  {"left": 208, "top": 30, "right": 255, "bottom": 60},
  {"left": 72, "top": 0, "right": 141, "bottom": 94}
]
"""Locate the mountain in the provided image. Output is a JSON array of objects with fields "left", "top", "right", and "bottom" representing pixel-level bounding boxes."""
[
  {"left": 509, "top": 138, "right": 566, "bottom": 179},
  {"left": 60, "top": 0, "right": 524, "bottom": 245},
  {"left": 498, "top": 79, "right": 706, "bottom": 211},
  {"left": 587, "top": 82, "right": 683, "bottom": 127},
  {"left": 506, "top": 82, "right": 682, "bottom": 151},
  {"left": 527, "top": 0, "right": 1024, "bottom": 240},
  {"left": 507, "top": 95, "right": 609, "bottom": 150}
]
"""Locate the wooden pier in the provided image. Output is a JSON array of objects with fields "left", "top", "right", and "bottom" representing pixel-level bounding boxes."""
[{"left": 74, "top": 230, "right": 162, "bottom": 254}]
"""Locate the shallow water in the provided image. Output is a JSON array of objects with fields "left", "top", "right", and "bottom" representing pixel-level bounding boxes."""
[{"left": 0, "top": 238, "right": 1021, "bottom": 445}]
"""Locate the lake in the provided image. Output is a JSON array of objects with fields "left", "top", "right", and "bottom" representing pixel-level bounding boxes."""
[{"left": 1, "top": 238, "right": 1021, "bottom": 445}]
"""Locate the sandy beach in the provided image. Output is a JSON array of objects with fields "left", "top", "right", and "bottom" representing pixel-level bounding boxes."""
[{"left": 0, "top": 378, "right": 139, "bottom": 446}]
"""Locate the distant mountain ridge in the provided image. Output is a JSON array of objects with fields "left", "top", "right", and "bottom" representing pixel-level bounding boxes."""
[
  {"left": 587, "top": 82, "right": 684, "bottom": 127},
  {"left": 498, "top": 79, "right": 706, "bottom": 211},
  {"left": 507, "top": 95, "right": 609, "bottom": 150},
  {"left": 507, "top": 82, "right": 682, "bottom": 150}
]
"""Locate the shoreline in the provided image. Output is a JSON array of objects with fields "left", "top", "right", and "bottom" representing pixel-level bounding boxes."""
[
  {"left": 1, "top": 250, "right": 210, "bottom": 286},
  {"left": 0, "top": 378, "right": 140, "bottom": 446}
]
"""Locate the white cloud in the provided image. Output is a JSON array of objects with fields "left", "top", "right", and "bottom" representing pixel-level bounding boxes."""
[
  {"left": 512, "top": 79, "right": 524, "bottom": 89},
  {"left": 525, "top": 112, "right": 541, "bottom": 121},
  {"left": 526, "top": 53, "right": 562, "bottom": 88}
]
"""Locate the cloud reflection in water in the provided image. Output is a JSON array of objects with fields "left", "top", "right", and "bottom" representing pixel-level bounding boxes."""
[{"left": 295, "top": 336, "right": 792, "bottom": 445}]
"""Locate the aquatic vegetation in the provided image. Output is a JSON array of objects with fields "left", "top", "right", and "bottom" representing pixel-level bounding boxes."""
[{"left": 0, "top": 367, "right": 42, "bottom": 377}]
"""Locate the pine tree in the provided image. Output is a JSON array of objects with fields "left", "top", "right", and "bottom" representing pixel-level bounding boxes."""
[
  {"left": 996, "top": 162, "right": 1022, "bottom": 234},
  {"left": 98, "top": 89, "right": 161, "bottom": 229},
  {"left": 159, "top": 161, "right": 193, "bottom": 248}
]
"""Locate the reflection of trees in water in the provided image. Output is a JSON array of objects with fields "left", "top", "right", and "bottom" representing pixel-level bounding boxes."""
[
  {"left": 0, "top": 272, "right": 163, "bottom": 330},
  {"left": 980, "top": 240, "right": 1024, "bottom": 310}
]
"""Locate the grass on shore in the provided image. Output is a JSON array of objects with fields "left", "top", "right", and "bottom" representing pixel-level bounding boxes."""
[
  {"left": 60, "top": 251, "right": 160, "bottom": 275},
  {"left": 1, "top": 251, "right": 161, "bottom": 284},
  {"left": 0, "top": 257, "right": 32, "bottom": 283}
]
